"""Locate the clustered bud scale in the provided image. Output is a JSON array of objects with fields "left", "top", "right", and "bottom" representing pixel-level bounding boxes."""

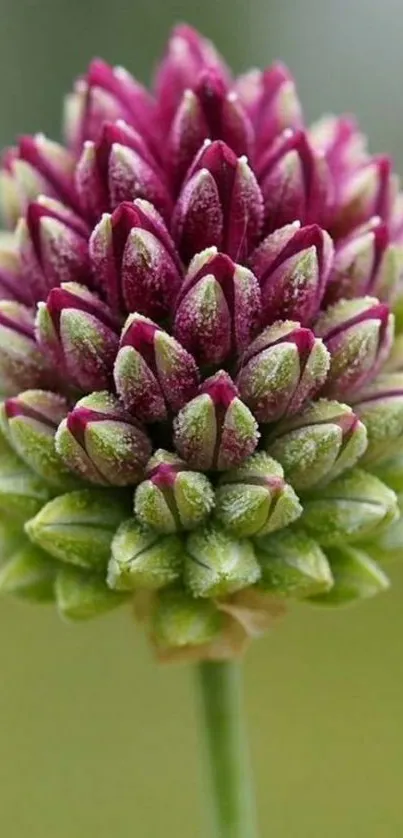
[{"left": 0, "top": 24, "right": 402, "bottom": 660}]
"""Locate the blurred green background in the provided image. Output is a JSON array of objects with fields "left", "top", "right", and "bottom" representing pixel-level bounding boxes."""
[{"left": 0, "top": 1, "right": 403, "bottom": 835}]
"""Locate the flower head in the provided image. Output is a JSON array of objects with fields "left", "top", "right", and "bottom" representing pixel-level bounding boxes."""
[{"left": 0, "top": 25, "right": 402, "bottom": 660}]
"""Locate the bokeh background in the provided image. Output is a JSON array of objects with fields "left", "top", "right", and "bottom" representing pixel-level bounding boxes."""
[{"left": 0, "top": 1, "right": 403, "bottom": 835}]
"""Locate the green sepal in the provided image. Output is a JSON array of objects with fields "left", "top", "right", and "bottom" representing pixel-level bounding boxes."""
[
  {"left": 308, "top": 545, "right": 390, "bottom": 605},
  {"left": 360, "top": 506, "right": 403, "bottom": 563},
  {"left": 0, "top": 433, "right": 52, "bottom": 522},
  {"left": 0, "top": 518, "right": 25, "bottom": 566},
  {"left": 184, "top": 524, "right": 261, "bottom": 598},
  {"left": 108, "top": 518, "right": 184, "bottom": 591},
  {"left": 25, "top": 489, "right": 131, "bottom": 570},
  {"left": 55, "top": 565, "right": 129, "bottom": 621},
  {"left": 215, "top": 452, "right": 302, "bottom": 537},
  {"left": 254, "top": 529, "right": 334, "bottom": 598},
  {"left": 1, "top": 407, "right": 79, "bottom": 490},
  {"left": 371, "top": 454, "right": 403, "bottom": 493},
  {"left": 0, "top": 541, "right": 57, "bottom": 602},
  {"left": 152, "top": 587, "right": 223, "bottom": 649},
  {"left": 300, "top": 469, "right": 399, "bottom": 546},
  {"left": 134, "top": 469, "right": 214, "bottom": 533},
  {"left": 0, "top": 390, "right": 79, "bottom": 490},
  {"left": 266, "top": 400, "right": 367, "bottom": 491}
]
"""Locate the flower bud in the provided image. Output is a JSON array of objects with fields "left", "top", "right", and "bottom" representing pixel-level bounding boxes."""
[
  {"left": 25, "top": 489, "right": 131, "bottom": 570},
  {"left": 151, "top": 587, "right": 223, "bottom": 651},
  {"left": 215, "top": 452, "right": 302, "bottom": 537},
  {"left": 370, "top": 455, "right": 403, "bottom": 494},
  {"left": 300, "top": 469, "right": 399, "bottom": 546},
  {"left": 249, "top": 222, "right": 333, "bottom": 325},
  {"left": 362, "top": 505, "right": 403, "bottom": 563},
  {"left": 0, "top": 541, "right": 56, "bottom": 602},
  {"left": 0, "top": 435, "right": 51, "bottom": 522},
  {"left": 390, "top": 190, "right": 403, "bottom": 245},
  {"left": 324, "top": 218, "right": 401, "bottom": 306},
  {"left": 0, "top": 239, "right": 35, "bottom": 306},
  {"left": 134, "top": 450, "right": 214, "bottom": 533},
  {"left": 173, "top": 371, "right": 259, "bottom": 471},
  {"left": 0, "top": 517, "right": 24, "bottom": 566},
  {"left": 154, "top": 24, "right": 231, "bottom": 131},
  {"left": 89, "top": 200, "right": 182, "bottom": 318},
  {"left": 169, "top": 69, "right": 253, "bottom": 189},
  {"left": 257, "top": 129, "right": 330, "bottom": 233},
  {"left": 0, "top": 301, "right": 55, "bottom": 395},
  {"left": 184, "top": 523, "right": 261, "bottom": 597},
  {"left": 254, "top": 529, "right": 333, "bottom": 598},
  {"left": 0, "top": 135, "right": 80, "bottom": 228},
  {"left": 17, "top": 197, "right": 91, "bottom": 301},
  {"left": 114, "top": 313, "right": 199, "bottom": 421},
  {"left": 330, "top": 156, "right": 397, "bottom": 239},
  {"left": 76, "top": 120, "right": 171, "bottom": 223},
  {"left": 0, "top": 389, "right": 79, "bottom": 489},
  {"left": 172, "top": 139, "right": 263, "bottom": 262},
  {"left": 64, "top": 58, "right": 159, "bottom": 155},
  {"left": 236, "top": 321, "right": 330, "bottom": 422},
  {"left": 55, "top": 391, "right": 152, "bottom": 486},
  {"left": 309, "top": 115, "right": 367, "bottom": 196},
  {"left": 309, "top": 114, "right": 368, "bottom": 221},
  {"left": 107, "top": 517, "right": 184, "bottom": 590},
  {"left": 315, "top": 297, "right": 394, "bottom": 399},
  {"left": 384, "top": 334, "right": 403, "bottom": 372},
  {"left": 55, "top": 565, "right": 128, "bottom": 621},
  {"left": 266, "top": 400, "right": 368, "bottom": 491},
  {"left": 235, "top": 62, "right": 303, "bottom": 159},
  {"left": 36, "top": 282, "right": 120, "bottom": 391},
  {"left": 308, "top": 545, "right": 389, "bottom": 605},
  {"left": 174, "top": 248, "right": 261, "bottom": 365},
  {"left": 392, "top": 285, "right": 403, "bottom": 336},
  {"left": 350, "top": 373, "right": 403, "bottom": 466}
]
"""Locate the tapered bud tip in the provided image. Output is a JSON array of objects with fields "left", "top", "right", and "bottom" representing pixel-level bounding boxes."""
[
  {"left": 55, "top": 391, "right": 152, "bottom": 486},
  {"left": 25, "top": 489, "right": 131, "bottom": 570},
  {"left": 155, "top": 24, "right": 231, "bottom": 133},
  {"left": 56, "top": 566, "right": 128, "bottom": 621},
  {"left": 249, "top": 222, "right": 333, "bottom": 325},
  {"left": 324, "top": 217, "right": 399, "bottom": 305},
  {"left": 0, "top": 435, "right": 52, "bottom": 522},
  {"left": 0, "top": 389, "right": 80, "bottom": 490},
  {"left": 315, "top": 296, "right": 394, "bottom": 399},
  {"left": 174, "top": 249, "right": 261, "bottom": 365},
  {"left": 200, "top": 370, "right": 238, "bottom": 406},
  {"left": 152, "top": 588, "right": 223, "bottom": 651},
  {"left": 309, "top": 546, "right": 389, "bottom": 605},
  {"left": 258, "top": 129, "right": 330, "bottom": 232},
  {"left": 350, "top": 373, "right": 403, "bottom": 466},
  {"left": 185, "top": 523, "right": 261, "bottom": 598},
  {"left": 0, "top": 542, "right": 57, "bottom": 603},
  {"left": 114, "top": 313, "right": 199, "bottom": 421},
  {"left": 215, "top": 452, "right": 302, "bottom": 537},
  {"left": 108, "top": 517, "right": 184, "bottom": 591},
  {"left": 37, "top": 282, "right": 120, "bottom": 392},
  {"left": 300, "top": 469, "right": 399, "bottom": 546},
  {"left": 174, "top": 371, "right": 259, "bottom": 471},
  {"left": 173, "top": 139, "right": 263, "bottom": 261},
  {"left": 255, "top": 529, "right": 334, "bottom": 598},
  {"left": 237, "top": 321, "right": 330, "bottom": 422},
  {"left": 266, "top": 399, "right": 368, "bottom": 491},
  {"left": 135, "top": 452, "right": 215, "bottom": 533},
  {"left": 0, "top": 133, "right": 80, "bottom": 226},
  {"left": 0, "top": 300, "right": 55, "bottom": 394}
]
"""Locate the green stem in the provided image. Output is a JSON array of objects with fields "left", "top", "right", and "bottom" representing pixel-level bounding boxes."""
[{"left": 196, "top": 661, "right": 259, "bottom": 838}]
